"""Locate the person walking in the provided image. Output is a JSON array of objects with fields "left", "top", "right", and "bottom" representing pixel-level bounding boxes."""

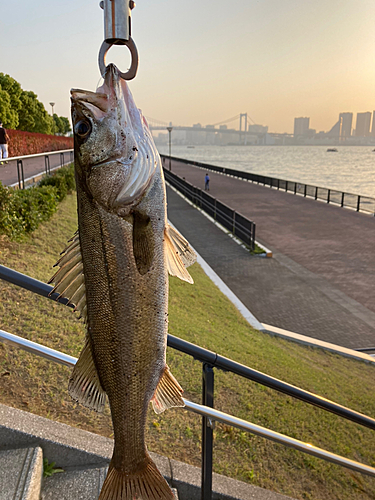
[
  {"left": 205, "top": 173, "right": 210, "bottom": 191},
  {"left": 0, "top": 122, "right": 10, "bottom": 165}
]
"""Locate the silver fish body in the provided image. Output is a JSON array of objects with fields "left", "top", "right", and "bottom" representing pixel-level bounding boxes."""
[{"left": 49, "top": 64, "right": 196, "bottom": 500}]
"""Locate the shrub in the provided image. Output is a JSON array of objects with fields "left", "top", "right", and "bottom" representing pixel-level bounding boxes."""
[
  {"left": 0, "top": 164, "right": 76, "bottom": 240},
  {"left": 6, "top": 129, "right": 73, "bottom": 157},
  {"left": 39, "top": 163, "right": 76, "bottom": 202}
]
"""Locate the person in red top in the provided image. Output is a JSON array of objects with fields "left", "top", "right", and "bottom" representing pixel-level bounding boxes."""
[{"left": 0, "top": 122, "right": 10, "bottom": 165}]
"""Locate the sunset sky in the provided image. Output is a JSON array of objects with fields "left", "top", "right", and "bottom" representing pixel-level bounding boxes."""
[{"left": 1, "top": 0, "right": 375, "bottom": 133}]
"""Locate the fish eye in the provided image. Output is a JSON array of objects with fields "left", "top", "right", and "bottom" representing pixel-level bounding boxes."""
[{"left": 75, "top": 120, "right": 92, "bottom": 138}]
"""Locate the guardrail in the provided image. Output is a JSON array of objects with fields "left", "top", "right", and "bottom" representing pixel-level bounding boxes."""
[
  {"left": 162, "top": 155, "right": 375, "bottom": 216},
  {"left": 7, "top": 149, "right": 74, "bottom": 189},
  {"left": 0, "top": 264, "right": 375, "bottom": 499},
  {"left": 163, "top": 167, "right": 256, "bottom": 251}
]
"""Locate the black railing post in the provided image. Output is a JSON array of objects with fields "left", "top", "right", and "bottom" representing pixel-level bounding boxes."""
[
  {"left": 315, "top": 187, "right": 318, "bottom": 200},
  {"left": 252, "top": 222, "right": 256, "bottom": 251},
  {"left": 17, "top": 160, "right": 22, "bottom": 189},
  {"left": 45, "top": 155, "right": 50, "bottom": 175},
  {"left": 304, "top": 184, "right": 307, "bottom": 197},
  {"left": 201, "top": 363, "right": 214, "bottom": 500},
  {"left": 357, "top": 196, "right": 361, "bottom": 212},
  {"left": 341, "top": 192, "right": 345, "bottom": 207},
  {"left": 327, "top": 189, "right": 330, "bottom": 204}
]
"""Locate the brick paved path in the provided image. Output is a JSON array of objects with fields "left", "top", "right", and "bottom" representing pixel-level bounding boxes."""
[
  {"left": 165, "top": 159, "right": 375, "bottom": 349},
  {"left": 0, "top": 153, "right": 71, "bottom": 187}
]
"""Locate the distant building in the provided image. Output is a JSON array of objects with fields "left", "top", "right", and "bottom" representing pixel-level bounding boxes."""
[
  {"left": 326, "top": 120, "right": 341, "bottom": 138},
  {"left": 371, "top": 111, "right": 375, "bottom": 137},
  {"left": 248, "top": 124, "right": 268, "bottom": 134},
  {"left": 339, "top": 112, "right": 353, "bottom": 138},
  {"left": 294, "top": 117, "right": 310, "bottom": 136},
  {"left": 355, "top": 112, "right": 371, "bottom": 137}
]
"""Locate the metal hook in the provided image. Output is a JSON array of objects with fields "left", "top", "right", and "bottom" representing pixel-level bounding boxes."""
[{"left": 98, "top": 38, "right": 139, "bottom": 80}]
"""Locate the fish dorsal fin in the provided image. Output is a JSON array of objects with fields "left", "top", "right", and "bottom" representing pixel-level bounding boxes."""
[
  {"left": 151, "top": 366, "right": 185, "bottom": 414},
  {"left": 48, "top": 232, "right": 87, "bottom": 323},
  {"left": 69, "top": 339, "right": 107, "bottom": 412},
  {"left": 164, "top": 224, "right": 196, "bottom": 284}
]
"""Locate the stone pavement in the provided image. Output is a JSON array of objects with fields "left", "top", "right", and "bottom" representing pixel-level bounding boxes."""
[{"left": 166, "top": 166, "right": 375, "bottom": 350}]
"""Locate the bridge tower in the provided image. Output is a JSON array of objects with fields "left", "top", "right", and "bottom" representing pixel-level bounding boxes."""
[{"left": 239, "top": 113, "right": 248, "bottom": 145}]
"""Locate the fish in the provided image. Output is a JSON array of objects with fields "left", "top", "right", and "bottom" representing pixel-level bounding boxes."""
[{"left": 48, "top": 63, "right": 196, "bottom": 500}]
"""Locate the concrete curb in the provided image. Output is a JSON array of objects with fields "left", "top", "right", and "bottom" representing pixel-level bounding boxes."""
[
  {"left": 262, "top": 323, "right": 375, "bottom": 364},
  {"left": 0, "top": 403, "right": 295, "bottom": 500}
]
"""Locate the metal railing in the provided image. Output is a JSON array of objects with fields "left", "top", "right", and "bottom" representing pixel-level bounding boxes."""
[
  {"left": 163, "top": 167, "right": 256, "bottom": 251},
  {"left": 162, "top": 155, "right": 375, "bottom": 216},
  {"left": 8, "top": 149, "right": 74, "bottom": 189},
  {"left": 1, "top": 265, "right": 375, "bottom": 499}
]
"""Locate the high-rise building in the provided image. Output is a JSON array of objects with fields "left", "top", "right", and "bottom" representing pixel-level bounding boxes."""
[
  {"left": 371, "top": 111, "right": 375, "bottom": 136},
  {"left": 355, "top": 112, "right": 371, "bottom": 137},
  {"left": 339, "top": 112, "right": 353, "bottom": 138},
  {"left": 294, "top": 117, "right": 310, "bottom": 136}
]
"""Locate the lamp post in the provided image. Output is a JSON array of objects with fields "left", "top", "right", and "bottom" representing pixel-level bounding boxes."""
[
  {"left": 49, "top": 102, "right": 55, "bottom": 135},
  {"left": 166, "top": 125, "right": 173, "bottom": 171}
]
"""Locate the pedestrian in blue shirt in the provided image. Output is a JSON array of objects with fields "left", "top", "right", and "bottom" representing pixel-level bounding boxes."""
[{"left": 205, "top": 173, "right": 210, "bottom": 191}]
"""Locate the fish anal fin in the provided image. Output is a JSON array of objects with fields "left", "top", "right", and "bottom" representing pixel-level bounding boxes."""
[
  {"left": 69, "top": 339, "right": 106, "bottom": 412},
  {"left": 151, "top": 366, "right": 184, "bottom": 415},
  {"left": 164, "top": 226, "right": 194, "bottom": 284},
  {"left": 99, "top": 455, "right": 174, "bottom": 500}
]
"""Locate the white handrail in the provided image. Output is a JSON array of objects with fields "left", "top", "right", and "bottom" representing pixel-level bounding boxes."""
[
  {"left": 0, "top": 328, "right": 374, "bottom": 478},
  {"left": 6, "top": 149, "right": 73, "bottom": 162}
]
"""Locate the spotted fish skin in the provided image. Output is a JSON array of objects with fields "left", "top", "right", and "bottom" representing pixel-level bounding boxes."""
[{"left": 50, "top": 64, "right": 196, "bottom": 500}]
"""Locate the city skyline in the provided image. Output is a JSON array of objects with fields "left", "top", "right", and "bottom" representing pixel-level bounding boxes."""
[{"left": 1, "top": 1, "right": 375, "bottom": 134}]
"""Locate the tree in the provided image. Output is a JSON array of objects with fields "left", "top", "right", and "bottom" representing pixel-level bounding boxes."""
[
  {"left": 0, "top": 73, "right": 70, "bottom": 135},
  {"left": 0, "top": 73, "right": 23, "bottom": 128},
  {"left": 53, "top": 114, "right": 71, "bottom": 135},
  {"left": 0, "top": 85, "right": 18, "bottom": 128},
  {"left": 18, "top": 90, "right": 53, "bottom": 134}
]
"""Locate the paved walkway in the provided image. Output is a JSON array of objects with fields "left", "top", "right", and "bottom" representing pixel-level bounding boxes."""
[{"left": 166, "top": 159, "right": 375, "bottom": 350}]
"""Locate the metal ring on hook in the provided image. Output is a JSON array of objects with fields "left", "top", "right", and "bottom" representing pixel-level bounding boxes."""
[{"left": 98, "top": 38, "right": 139, "bottom": 81}]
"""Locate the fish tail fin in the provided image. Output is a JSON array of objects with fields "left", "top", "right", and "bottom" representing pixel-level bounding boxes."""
[{"left": 99, "top": 456, "right": 174, "bottom": 500}]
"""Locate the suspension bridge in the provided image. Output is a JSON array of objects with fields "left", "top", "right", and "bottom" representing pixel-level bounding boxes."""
[{"left": 145, "top": 114, "right": 292, "bottom": 145}]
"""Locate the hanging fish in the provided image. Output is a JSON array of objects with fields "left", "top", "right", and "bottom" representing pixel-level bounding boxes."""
[{"left": 49, "top": 63, "right": 196, "bottom": 500}]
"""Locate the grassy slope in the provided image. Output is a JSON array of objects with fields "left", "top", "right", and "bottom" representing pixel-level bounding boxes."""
[{"left": 0, "top": 193, "right": 374, "bottom": 500}]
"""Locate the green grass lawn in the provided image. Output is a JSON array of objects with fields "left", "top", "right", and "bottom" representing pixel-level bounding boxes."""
[{"left": 0, "top": 193, "right": 374, "bottom": 500}]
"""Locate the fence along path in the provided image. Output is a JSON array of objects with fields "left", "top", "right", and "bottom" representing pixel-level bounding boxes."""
[{"left": 162, "top": 156, "right": 375, "bottom": 318}]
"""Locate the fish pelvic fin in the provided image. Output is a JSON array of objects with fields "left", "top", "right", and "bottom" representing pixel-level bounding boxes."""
[
  {"left": 69, "top": 339, "right": 107, "bottom": 412},
  {"left": 151, "top": 366, "right": 185, "bottom": 415},
  {"left": 165, "top": 224, "right": 196, "bottom": 284},
  {"left": 48, "top": 231, "right": 87, "bottom": 323},
  {"left": 99, "top": 456, "right": 174, "bottom": 500}
]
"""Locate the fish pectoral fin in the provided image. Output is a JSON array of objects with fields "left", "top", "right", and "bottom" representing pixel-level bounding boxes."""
[
  {"left": 69, "top": 339, "right": 107, "bottom": 412},
  {"left": 48, "top": 231, "right": 87, "bottom": 323},
  {"left": 164, "top": 224, "right": 196, "bottom": 284},
  {"left": 133, "top": 211, "right": 155, "bottom": 275},
  {"left": 151, "top": 366, "right": 185, "bottom": 414}
]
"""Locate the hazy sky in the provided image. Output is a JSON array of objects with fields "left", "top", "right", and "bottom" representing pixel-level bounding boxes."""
[{"left": 1, "top": 0, "right": 375, "bottom": 133}]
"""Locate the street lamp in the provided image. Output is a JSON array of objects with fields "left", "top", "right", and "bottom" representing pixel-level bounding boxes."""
[
  {"left": 166, "top": 125, "right": 173, "bottom": 171},
  {"left": 49, "top": 102, "right": 55, "bottom": 135}
]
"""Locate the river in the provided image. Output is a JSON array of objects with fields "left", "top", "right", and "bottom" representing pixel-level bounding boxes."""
[{"left": 156, "top": 144, "right": 375, "bottom": 198}]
